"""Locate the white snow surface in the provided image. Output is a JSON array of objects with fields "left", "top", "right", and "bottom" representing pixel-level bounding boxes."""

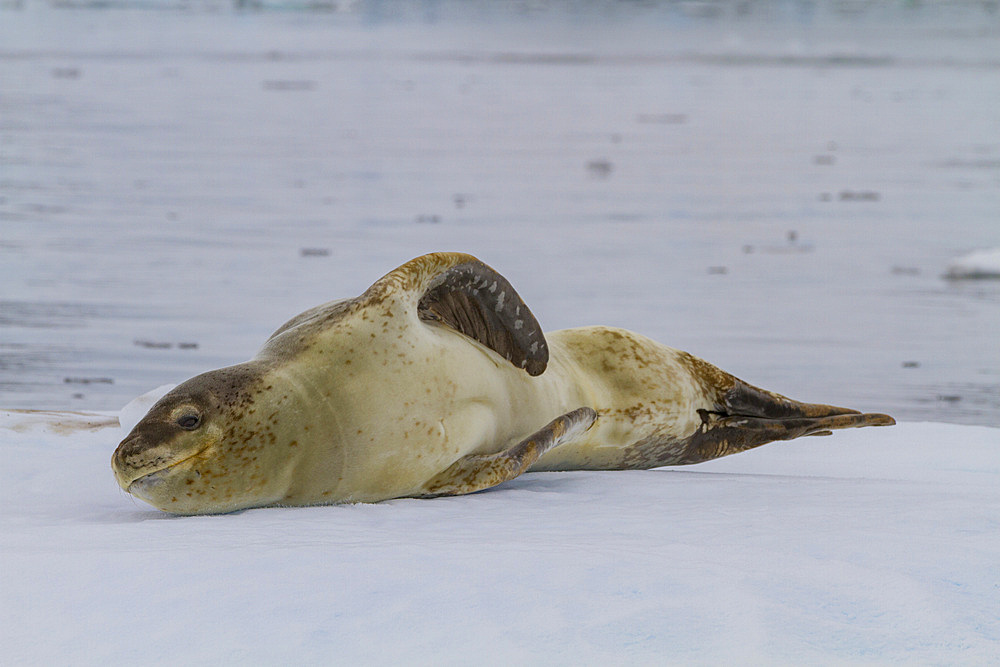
[{"left": 2, "top": 408, "right": 998, "bottom": 665}]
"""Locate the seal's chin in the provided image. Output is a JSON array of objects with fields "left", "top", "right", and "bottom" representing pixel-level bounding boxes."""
[
  {"left": 127, "top": 468, "right": 171, "bottom": 504},
  {"left": 116, "top": 453, "right": 213, "bottom": 514}
]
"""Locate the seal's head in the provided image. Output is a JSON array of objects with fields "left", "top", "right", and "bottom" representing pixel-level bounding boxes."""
[{"left": 111, "top": 362, "right": 288, "bottom": 514}]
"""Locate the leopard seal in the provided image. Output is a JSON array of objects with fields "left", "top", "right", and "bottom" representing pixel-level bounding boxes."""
[{"left": 112, "top": 252, "right": 894, "bottom": 514}]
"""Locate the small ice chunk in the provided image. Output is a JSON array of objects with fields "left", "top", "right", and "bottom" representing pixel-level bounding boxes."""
[
  {"left": 945, "top": 248, "right": 1000, "bottom": 280},
  {"left": 119, "top": 384, "right": 176, "bottom": 437}
]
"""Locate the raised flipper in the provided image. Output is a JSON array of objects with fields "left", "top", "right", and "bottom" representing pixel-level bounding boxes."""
[
  {"left": 420, "top": 407, "right": 598, "bottom": 497},
  {"left": 363, "top": 252, "right": 549, "bottom": 376},
  {"left": 676, "top": 380, "right": 895, "bottom": 465}
]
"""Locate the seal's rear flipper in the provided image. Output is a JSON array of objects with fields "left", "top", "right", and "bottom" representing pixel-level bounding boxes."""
[
  {"left": 419, "top": 407, "right": 597, "bottom": 497},
  {"left": 676, "top": 380, "right": 895, "bottom": 465}
]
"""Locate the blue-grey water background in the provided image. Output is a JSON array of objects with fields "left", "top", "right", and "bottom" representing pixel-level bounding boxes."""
[{"left": 1, "top": 0, "right": 998, "bottom": 426}]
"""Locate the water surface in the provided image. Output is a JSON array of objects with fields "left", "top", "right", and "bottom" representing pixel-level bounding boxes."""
[{"left": 2, "top": 1, "right": 998, "bottom": 425}]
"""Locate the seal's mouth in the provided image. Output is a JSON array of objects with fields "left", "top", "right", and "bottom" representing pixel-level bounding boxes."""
[{"left": 114, "top": 440, "right": 210, "bottom": 492}]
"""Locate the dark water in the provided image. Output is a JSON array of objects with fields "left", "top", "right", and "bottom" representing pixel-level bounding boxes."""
[{"left": 1, "top": 1, "right": 998, "bottom": 426}]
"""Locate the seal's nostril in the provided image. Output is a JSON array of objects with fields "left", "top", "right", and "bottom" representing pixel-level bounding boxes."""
[{"left": 113, "top": 435, "right": 144, "bottom": 469}]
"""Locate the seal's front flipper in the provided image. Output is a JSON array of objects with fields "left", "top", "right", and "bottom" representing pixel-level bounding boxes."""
[
  {"left": 364, "top": 252, "right": 549, "bottom": 376},
  {"left": 420, "top": 407, "right": 597, "bottom": 497}
]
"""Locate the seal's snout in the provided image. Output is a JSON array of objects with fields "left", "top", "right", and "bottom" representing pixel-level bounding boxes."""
[
  {"left": 114, "top": 433, "right": 143, "bottom": 461},
  {"left": 111, "top": 426, "right": 196, "bottom": 492},
  {"left": 111, "top": 433, "right": 147, "bottom": 489}
]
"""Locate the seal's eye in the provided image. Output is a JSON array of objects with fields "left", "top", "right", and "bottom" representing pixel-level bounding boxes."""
[{"left": 177, "top": 414, "right": 201, "bottom": 430}]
